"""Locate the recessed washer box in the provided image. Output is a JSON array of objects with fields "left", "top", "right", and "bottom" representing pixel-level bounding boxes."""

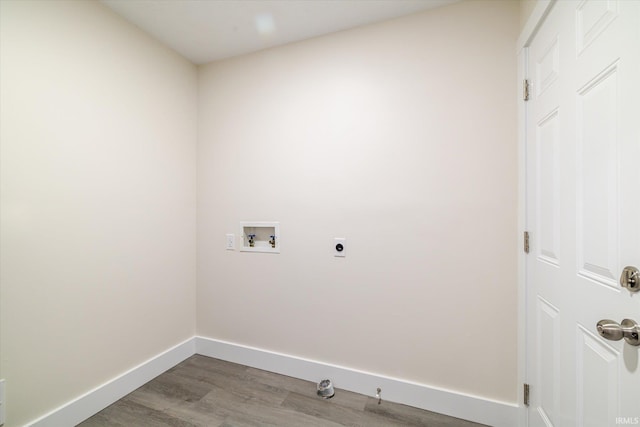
[{"left": 240, "top": 222, "right": 280, "bottom": 253}]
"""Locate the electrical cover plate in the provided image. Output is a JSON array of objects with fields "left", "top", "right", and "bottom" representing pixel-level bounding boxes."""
[
  {"left": 226, "top": 234, "right": 235, "bottom": 250},
  {"left": 334, "top": 238, "right": 346, "bottom": 257}
]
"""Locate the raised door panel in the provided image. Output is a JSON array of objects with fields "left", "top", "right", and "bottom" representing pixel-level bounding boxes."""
[
  {"left": 536, "top": 110, "right": 561, "bottom": 266},
  {"left": 576, "top": 64, "right": 619, "bottom": 289},
  {"left": 576, "top": 326, "right": 619, "bottom": 427},
  {"left": 536, "top": 297, "right": 560, "bottom": 427}
]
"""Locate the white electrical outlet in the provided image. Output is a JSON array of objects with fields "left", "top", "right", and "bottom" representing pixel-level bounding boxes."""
[
  {"left": 0, "top": 379, "right": 5, "bottom": 426},
  {"left": 226, "top": 234, "right": 235, "bottom": 250}
]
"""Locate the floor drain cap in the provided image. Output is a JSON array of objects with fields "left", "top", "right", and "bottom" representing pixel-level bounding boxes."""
[{"left": 317, "top": 379, "right": 334, "bottom": 399}]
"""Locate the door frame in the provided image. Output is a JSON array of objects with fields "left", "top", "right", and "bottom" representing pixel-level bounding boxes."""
[{"left": 516, "top": 2, "right": 556, "bottom": 426}]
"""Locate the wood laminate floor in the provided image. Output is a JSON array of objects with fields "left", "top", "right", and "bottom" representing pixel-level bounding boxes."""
[{"left": 79, "top": 355, "right": 487, "bottom": 427}]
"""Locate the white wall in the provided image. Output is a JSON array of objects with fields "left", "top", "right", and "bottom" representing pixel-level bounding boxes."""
[
  {"left": 519, "top": 0, "right": 538, "bottom": 31},
  {"left": 198, "top": 0, "right": 519, "bottom": 404},
  {"left": 0, "top": 1, "right": 197, "bottom": 425},
  {"left": 1, "top": 0, "right": 520, "bottom": 423}
]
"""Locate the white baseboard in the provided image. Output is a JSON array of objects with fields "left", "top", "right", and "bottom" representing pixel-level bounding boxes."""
[
  {"left": 196, "top": 336, "right": 520, "bottom": 427},
  {"left": 25, "top": 336, "right": 520, "bottom": 427},
  {"left": 27, "top": 338, "right": 195, "bottom": 427}
]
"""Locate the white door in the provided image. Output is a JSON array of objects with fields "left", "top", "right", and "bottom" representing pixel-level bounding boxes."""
[{"left": 526, "top": 1, "right": 640, "bottom": 426}]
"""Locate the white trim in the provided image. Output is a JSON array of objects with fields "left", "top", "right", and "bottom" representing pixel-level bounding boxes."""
[
  {"left": 517, "top": 0, "right": 556, "bottom": 53},
  {"left": 195, "top": 336, "right": 519, "bottom": 427},
  {"left": 517, "top": 2, "right": 557, "bottom": 427},
  {"left": 517, "top": 46, "right": 530, "bottom": 427},
  {"left": 27, "top": 338, "right": 195, "bottom": 427},
  {"left": 23, "top": 336, "right": 520, "bottom": 427}
]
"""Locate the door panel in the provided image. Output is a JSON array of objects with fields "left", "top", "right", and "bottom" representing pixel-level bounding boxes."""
[
  {"left": 537, "top": 109, "right": 560, "bottom": 265},
  {"left": 526, "top": 1, "right": 640, "bottom": 426},
  {"left": 537, "top": 297, "right": 560, "bottom": 425},
  {"left": 576, "top": 0, "right": 618, "bottom": 54},
  {"left": 576, "top": 63, "right": 619, "bottom": 288},
  {"left": 536, "top": 37, "right": 559, "bottom": 97},
  {"left": 576, "top": 327, "right": 619, "bottom": 427}
]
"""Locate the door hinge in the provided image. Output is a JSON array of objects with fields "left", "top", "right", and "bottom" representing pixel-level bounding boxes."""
[
  {"left": 523, "top": 79, "right": 530, "bottom": 101},
  {"left": 524, "top": 383, "right": 530, "bottom": 406},
  {"left": 524, "top": 231, "right": 530, "bottom": 254}
]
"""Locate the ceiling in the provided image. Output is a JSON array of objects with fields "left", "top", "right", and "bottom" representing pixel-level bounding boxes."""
[{"left": 100, "top": 0, "right": 460, "bottom": 65}]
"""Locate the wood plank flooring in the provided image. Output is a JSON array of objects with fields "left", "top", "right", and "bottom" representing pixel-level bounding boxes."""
[{"left": 78, "top": 355, "right": 487, "bottom": 427}]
